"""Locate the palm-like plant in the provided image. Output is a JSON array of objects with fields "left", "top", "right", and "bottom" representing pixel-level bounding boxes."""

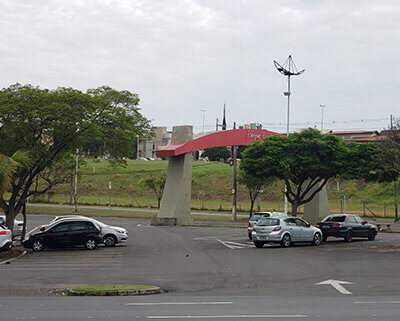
[{"left": 0, "top": 151, "right": 31, "bottom": 197}]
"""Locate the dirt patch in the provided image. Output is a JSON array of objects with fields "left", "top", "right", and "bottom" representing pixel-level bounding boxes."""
[{"left": 0, "top": 246, "right": 26, "bottom": 263}]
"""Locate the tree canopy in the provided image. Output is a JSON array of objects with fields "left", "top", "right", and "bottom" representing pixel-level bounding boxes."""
[
  {"left": 240, "top": 128, "right": 392, "bottom": 216},
  {"left": 0, "top": 83, "right": 152, "bottom": 231},
  {"left": 201, "top": 146, "right": 231, "bottom": 162}
]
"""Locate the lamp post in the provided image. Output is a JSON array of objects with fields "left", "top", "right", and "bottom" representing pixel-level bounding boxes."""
[
  {"left": 201, "top": 109, "right": 206, "bottom": 133},
  {"left": 274, "top": 55, "right": 305, "bottom": 215},
  {"left": 320, "top": 105, "right": 326, "bottom": 132}
]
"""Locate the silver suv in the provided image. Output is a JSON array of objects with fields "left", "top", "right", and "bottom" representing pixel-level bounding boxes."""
[{"left": 252, "top": 217, "right": 322, "bottom": 248}]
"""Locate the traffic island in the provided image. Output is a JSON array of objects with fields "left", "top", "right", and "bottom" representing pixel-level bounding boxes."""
[{"left": 59, "top": 284, "right": 162, "bottom": 296}]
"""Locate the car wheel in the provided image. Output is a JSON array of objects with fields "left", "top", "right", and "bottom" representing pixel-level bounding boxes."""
[
  {"left": 368, "top": 229, "right": 376, "bottom": 240},
  {"left": 32, "top": 239, "right": 44, "bottom": 252},
  {"left": 248, "top": 232, "right": 252, "bottom": 240},
  {"left": 280, "top": 234, "right": 291, "bottom": 247},
  {"left": 312, "top": 233, "right": 322, "bottom": 246},
  {"left": 85, "top": 238, "right": 98, "bottom": 250},
  {"left": 344, "top": 230, "right": 353, "bottom": 242},
  {"left": 104, "top": 234, "right": 117, "bottom": 247},
  {"left": 254, "top": 241, "right": 264, "bottom": 248}
]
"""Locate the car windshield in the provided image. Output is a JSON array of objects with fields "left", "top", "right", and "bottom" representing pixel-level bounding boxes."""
[
  {"left": 88, "top": 218, "right": 107, "bottom": 228},
  {"left": 323, "top": 216, "right": 346, "bottom": 222},
  {"left": 256, "top": 218, "right": 280, "bottom": 226}
]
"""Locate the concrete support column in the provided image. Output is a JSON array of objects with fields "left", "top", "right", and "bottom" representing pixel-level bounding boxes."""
[
  {"left": 303, "top": 181, "right": 330, "bottom": 225},
  {"left": 151, "top": 126, "right": 193, "bottom": 226}
]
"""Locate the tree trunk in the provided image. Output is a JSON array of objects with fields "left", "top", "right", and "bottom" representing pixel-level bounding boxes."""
[
  {"left": 20, "top": 201, "right": 27, "bottom": 245},
  {"left": 291, "top": 201, "right": 298, "bottom": 217},
  {"left": 5, "top": 208, "right": 15, "bottom": 234}
]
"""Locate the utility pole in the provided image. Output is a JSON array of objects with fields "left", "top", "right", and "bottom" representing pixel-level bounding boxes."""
[
  {"left": 320, "top": 105, "right": 326, "bottom": 132},
  {"left": 201, "top": 109, "right": 206, "bottom": 133},
  {"left": 391, "top": 114, "right": 399, "bottom": 221},
  {"left": 232, "top": 122, "right": 237, "bottom": 221},
  {"left": 74, "top": 148, "right": 79, "bottom": 212}
]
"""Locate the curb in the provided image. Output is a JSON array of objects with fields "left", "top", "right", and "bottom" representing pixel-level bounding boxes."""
[
  {"left": 0, "top": 250, "right": 27, "bottom": 265},
  {"left": 65, "top": 286, "right": 162, "bottom": 296}
]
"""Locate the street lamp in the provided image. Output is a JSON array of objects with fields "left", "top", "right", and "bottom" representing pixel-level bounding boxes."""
[
  {"left": 201, "top": 109, "right": 206, "bottom": 133},
  {"left": 320, "top": 105, "right": 326, "bottom": 132},
  {"left": 274, "top": 55, "right": 305, "bottom": 215}
]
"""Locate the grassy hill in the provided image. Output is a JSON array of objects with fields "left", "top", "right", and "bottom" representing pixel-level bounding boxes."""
[{"left": 29, "top": 159, "right": 398, "bottom": 217}]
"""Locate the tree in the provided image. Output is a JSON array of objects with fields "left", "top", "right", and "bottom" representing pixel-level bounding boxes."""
[
  {"left": 0, "top": 83, "right": 152, "bottom": 232},
  {"left": 139, "top": 172, "right": 166, "bottom": 209},
  {"left": 379, "top": 120, "right": 400, "bottom": 221},
  {"left": 238, "top": 170, "right": 270, "bottom": 217},
  {"left": 240, "top": 128, "right": 387, "bottom": 217},
  {"left": 201, "top": 146, "right": 231, "bottom": 162}
]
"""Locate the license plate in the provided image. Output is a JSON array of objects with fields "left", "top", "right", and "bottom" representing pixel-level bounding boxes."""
[
  {"left": 258, "top": 236, "right": 268, "bottom": 240},
  {"left": 322, "top": 226, "right": 330, "bottom": 229}
]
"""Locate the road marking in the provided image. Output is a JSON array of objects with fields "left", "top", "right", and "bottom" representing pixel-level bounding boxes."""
[
  {"left": 126, "top": 302, "right": 233, "bottom": 306},
  {"left": 316, "top": 279, "right": 354, "bottom": 295},
  {"left": 146, "top": 315, "right": 308, "bottom": 319},
  {"left": 354, "top": 301, "right": 400, "bottom": 304},
  {"left": 217, "top": 239, "right": 253, "bottom": 249}
]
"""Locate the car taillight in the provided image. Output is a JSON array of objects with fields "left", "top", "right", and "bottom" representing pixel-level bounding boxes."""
[
  {"left": 0, "top": 231, "right": 7, "bottom": 235},
  {"left": 272, "top": 226, "right": 281, "bottom": 232},
  {"left": 253, "top": 227, "right": 256, "bottom": 232},
  {"left": 315, "top": 223, "right": 320, "bottom": 228},
  {"left": 18, "top": 223, "right": 23, "bottom": 226},
  {"left": 333, "top": 223, "right": 341, "bottom": 229},
  {"left": 248, "top": 222, "right": 251, "bottom": 227},
  {"left": 40, "top": 227, "right": 46, "bottom": 231}
]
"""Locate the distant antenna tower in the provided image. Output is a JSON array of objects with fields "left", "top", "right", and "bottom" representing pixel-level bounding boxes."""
[
  {"left": 216, "top": 103, "right": 227, "bottom": 131},
  {"left": 274, "top": 55, "right": 305, "bottom": 136}
]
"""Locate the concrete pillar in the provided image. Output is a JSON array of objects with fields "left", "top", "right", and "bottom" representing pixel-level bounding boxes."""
[
  {"left": 303, "top": 182, "right": 330, "bottom": 225},
  {"left": 151, "top": 126, "right": 194, "bottom": 226}
]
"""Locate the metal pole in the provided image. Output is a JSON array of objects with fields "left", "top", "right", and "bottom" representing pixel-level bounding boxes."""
[
  {"left": 232, "top": 145, "right": 237, "bottom": 221},
  {"left": 201, "top": 109, "right": 206, "bottom": 133},
  {"left": 284, "top": 76, "right": 291, "bottom": 215},
  {"left": 390, "top": 115, "right": 399, "bottom": 221},
  {"left": 320, "top": 105, "right": 326, "bottom": 132},
  {"left": 74, "top": 148, "right": 78, "bottom": 212},
  {"left": 136, "top": 136, "right": 140, "bottom": 159}
]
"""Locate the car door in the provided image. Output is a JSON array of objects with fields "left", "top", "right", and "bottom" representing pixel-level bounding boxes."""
[
  {"left": 46, "top": 222, "right": 71, "bottom": 248},
  {"left": 284, "top": 218, "right": 300, "bottom": 241},
  {"left": 295, "top": 218, "right": 314, "bottom": 241},
  {"left": 68, "top": 221, "right": 89, "bottom": 246},
  {"left": 354, "top": 215, "right": 370, "bottom": 236},
  {"left": 346, "top": 215, "right": 362, "bottom": 236}
]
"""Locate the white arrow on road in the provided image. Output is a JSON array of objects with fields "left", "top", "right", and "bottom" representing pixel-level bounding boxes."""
[{"left": 316, "top": 279, "right": 354, "bottom": 295}]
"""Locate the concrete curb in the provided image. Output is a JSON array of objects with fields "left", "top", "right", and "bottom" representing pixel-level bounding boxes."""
[
  {"left": 0, "top": 250, "right": 27, "bottom": 265},
  {"left": 65, "top": 286, "right": 162, "bottom": 296}
]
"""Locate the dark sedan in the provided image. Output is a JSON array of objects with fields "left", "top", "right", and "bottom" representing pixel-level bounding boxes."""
[
  {"left": 23, "top": 218, "right": 102, "bottom": 251},
  {"left": 315, "top": 214, "right": 377, "bottom": 242}
]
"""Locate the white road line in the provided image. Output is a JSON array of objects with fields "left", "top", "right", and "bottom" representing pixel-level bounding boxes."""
[
  {"left": 126, "top": 302, "right": 233, "bottom": 306},
  {"left": 354, "top": 301, "right": 400, "bottom": 304},
  {"left": 146, "top": 315, "right": 308, "bottom": 319},
  {"left": 223, "top": 241, "right": 254, "bottom": 248},
  {"left": 316, "top": 279, "right": 354, "bottom": 295},
  {"left": 217, "top": 239, "right": 237, "bottom": 249}
]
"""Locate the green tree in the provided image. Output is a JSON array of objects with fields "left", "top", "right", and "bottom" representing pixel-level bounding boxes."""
[
  {"left": 139, "top": 172, "right": 166, "bottom": 208},
  {"left": 0, "top": 83, "right": 152, "bottom": 231},
  {"left": 240, "top": 128, "right": 387, "bottom": 217},
  {"left": 201, "top": 146, "right": 231, "bottom": 162},
  {"left": 238, "top": 170, "right": 270, "bottom": 216}
]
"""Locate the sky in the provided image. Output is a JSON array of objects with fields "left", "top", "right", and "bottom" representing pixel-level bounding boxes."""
[{"left": 0, "top": 0, "right": 399, "bottom": 134}]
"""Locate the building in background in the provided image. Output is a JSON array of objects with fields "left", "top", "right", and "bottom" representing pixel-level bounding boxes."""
[
  {"left": 329, "top": 130, "right": 383, "bottom": 143},
  {"left": 137, "top": 127, "right": 172, "bottom": 159}
]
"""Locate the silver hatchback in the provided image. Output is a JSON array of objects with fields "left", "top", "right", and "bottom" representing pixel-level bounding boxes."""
[{"left": 252, "top": 217, "right": 322, "bottom": 248}]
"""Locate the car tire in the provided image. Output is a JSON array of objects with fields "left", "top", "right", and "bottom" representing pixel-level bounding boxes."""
[
  {"left": 254, "top": 241, "right": 264, "bottom": 248},
  {"left": 32, "top": 239, "right": 44, "bottom": 252},
  {"left": 344, "top": 230, "right": 353, "bottom": 242},
  {"left": 85, "top": 238, "right": 98, "bottom": 250},
  {"left": 368, "top": 229, "right": 376, "bottom": 241},
  {"left": 312, "top": 233, "right": 322, "bottom": 246},
  {"left": 104, "top": 234, "right": 117, "bottom": 247},
  {"left": 280, "top": 234, "right": 291, "bottom": 247}
]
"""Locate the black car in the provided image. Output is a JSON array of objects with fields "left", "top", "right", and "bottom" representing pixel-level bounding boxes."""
[
  {"left": 23, "top": 219, "right": 102, "bottom": 251},
  {"left": 315, "top": 214, "right": 377, "bottom": 242}
]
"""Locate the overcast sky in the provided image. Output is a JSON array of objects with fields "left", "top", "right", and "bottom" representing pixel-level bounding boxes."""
[{"left": 1, "top": 0, "right": 399, "bottom": 133}]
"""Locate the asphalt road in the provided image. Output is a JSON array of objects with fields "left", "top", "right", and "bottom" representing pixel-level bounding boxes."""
[{"left": 1, "top": 214, "right": 400, "bottom": 320}]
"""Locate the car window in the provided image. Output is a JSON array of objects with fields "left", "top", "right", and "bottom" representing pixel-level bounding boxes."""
[
  {"left": 353, "top": 216, "right": 364, "bottom": 223},
  {"left": 284, "top": 218, "right": 296, "bottom": 225},
  {"left": 257, "top": 218, "right": 280, "bottom": 226},
  {"left": 51, "top": 222, "right": 70, "bottom": 232},
  {"left": 85, "top": 222, "right": 97, "bottom": 230},
  {"left": 295, "top": 218, "right": 309, "bottom": 227},
  {"left": 346, "top": 216, "right": 356, "bottom": 223},
  {"left": 69, "top": 221, "right": 87, "bottom": 231},
  {"left": 323, "top": 216, "right": 346, "bottom": 222}
]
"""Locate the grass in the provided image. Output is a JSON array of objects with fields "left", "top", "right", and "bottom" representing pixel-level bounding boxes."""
[{"left": 71, "top": 284, "right": 157, "bottom": 293}]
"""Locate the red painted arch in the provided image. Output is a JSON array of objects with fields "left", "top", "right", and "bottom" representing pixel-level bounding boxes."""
[{"left": 156, "top": 129, "right": 284, "bottom": 157}]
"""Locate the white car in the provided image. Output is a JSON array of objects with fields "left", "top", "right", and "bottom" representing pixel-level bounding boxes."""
[
  {"left": 0, "top": 215, "right": 23, "bottom": 237},
  {"left": 51, "top": 216, "right": 128, "bottom": 247},
  {"left": 0, "top": 224, "right": 13, "bottom": 251}
]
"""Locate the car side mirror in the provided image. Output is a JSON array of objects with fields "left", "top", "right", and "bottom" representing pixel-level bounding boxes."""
[{"left": 362, "top": 221, "right": 367, "bottom": 225}]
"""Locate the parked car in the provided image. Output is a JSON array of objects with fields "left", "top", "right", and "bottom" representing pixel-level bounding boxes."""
[
  {"left": 51, "top": 216, "right": 128, "bottom": 247},
  {"left": 248, "top": 212, "right": 287, "bottom": 240},
  {"left": 0, "top": 224, "right": 13, "bottom": 251},
  {"left": 315, "top": 214, "right": 377, "bottom": 242},
  {"left": 0, "top": 214, "right": 23, "bottom": 237},
  {"left": 252, "top": 217, "right": 322, "bottom": 248},
  {"left": 23, "top": 218, "right": 102, "bottom": 251}
]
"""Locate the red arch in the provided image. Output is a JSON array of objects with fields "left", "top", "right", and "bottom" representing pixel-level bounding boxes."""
[{"left": 156, "top": 129, "right": 283, "bottom": 157}]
